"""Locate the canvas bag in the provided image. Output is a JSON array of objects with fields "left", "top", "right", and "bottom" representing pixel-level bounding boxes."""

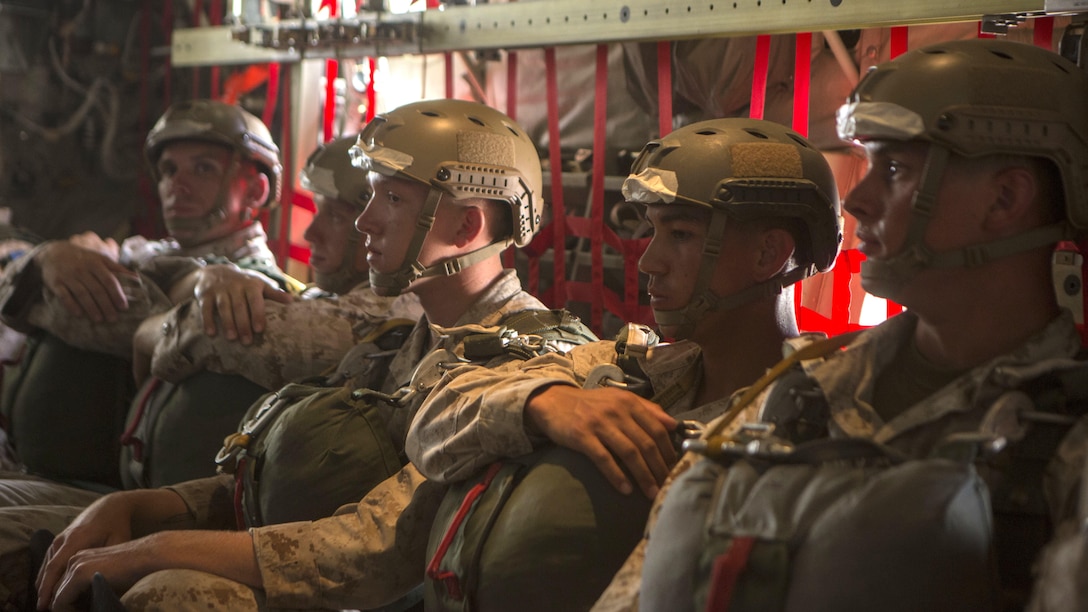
[
  {"left": 641, "top": 435, "right": 997, "bottom": 612},
  {"left": 221, "top": 309, "right": 597, "bottom": 529}
]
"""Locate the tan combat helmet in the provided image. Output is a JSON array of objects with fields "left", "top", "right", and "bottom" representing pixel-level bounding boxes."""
[
  {"left": 299, "top": 135, "right": 371, "bottom": 295},
  {"left": 350, "top": 99, "right": 543, "bottom": 296},
  {"left": 837, "top": 38, "right": 1088, "bottom": 299},
  {"left": 146, "top": 99, "right": 282, "bottom": 206},
  {"left": 623, "top": 117, "right": 843, "bottom": 339}
]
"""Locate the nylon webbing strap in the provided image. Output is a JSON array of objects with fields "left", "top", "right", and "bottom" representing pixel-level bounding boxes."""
[
  {"left": 928, "top": 223, "right": 1071, "bottom": 269},
  {"left": 651, "top": 363, "right": 700, "bottom": 410},
  {"left": 890, "top": 26, "right": 908, "bottom": 58},
  {"left": 750, "top": 35, "right": 771, "bottom": 120},
  {"left": 233, "top": 457, "right": 248, "bottom": 531},
  {"left": 792, "top": 33, "right": 811, "bottom": 137},
  {"left": 657, "top": 41, "right": 673, "bottom": 138},
  {"left": 365, "top": 58, "right": 376, "bottom": 122},
  {"left": 1034, "top": 16, "right": 1054, "bottom": 49},
  {"left": 706, "top": 537, "right": 757, "bottom": 612},
  {"left": 591, "top": 44, "right": 608, "bottom": 330},
  {"left": 119, "top": 378, "right": 164, "bottom": 462},
  {"left": 276, "top": 66, "right": 294, "bottom": 260},
  {"left": 263, "top": 63, "right": 279, "bottom": 127},
  {"left": 323, "top": 57, "right": 338, "bottom": 142},
  {"left": 321, "top": 0, "right": 339, "bottom": 142},
  {"left": 426, "top": 461, "right": 505, "bottom": 601},
  {"left": 372, "top": 188, "right": 442, "bottom": 291},
  {"left": 709, "top": 330, "right": 864, "bottom": 439}
]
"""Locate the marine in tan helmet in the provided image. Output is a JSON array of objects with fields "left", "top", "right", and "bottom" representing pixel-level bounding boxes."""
[
  {"left": 31, "top": 99, "right": 574, "bottom": 612},
  {"left": 0, "top": 134, "right": 425, "bottom": 611},
  {"left": 403, "top": 117, "right": 841, "bottom": 612},
  {"left": 300, "top": 135, "right": 374, "bottom": 296},
  {"left": 631, "top": 38, "right": 1088, "bottom": 612},
  {"left": 145, "top": 99, "right": 281, "bottom": 248},
  {"left": 0, "top": 100, "right": 294, "bottom": 504}
]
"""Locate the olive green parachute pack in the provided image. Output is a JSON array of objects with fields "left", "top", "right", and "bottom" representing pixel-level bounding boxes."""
[
  {"left": 2, "top": 331, "right": 133, "bottom": 490},
  {"left": 118, "top": 258, "right": 303, "bottom": 490},
  {"left": 216, "top": 308, "right": 599, "bottom": 529},
  {"left": 424, "top": 324, "right": 699, "bottom": 612},
  {"left": 641, "top": 340, "right": 1088, "bottom": 612},
  {"left": 426, "top": 444, "right": 655, "bottom": 612},
  {"left": 120, "top": 372, "right": 270, "bottom": 489}
]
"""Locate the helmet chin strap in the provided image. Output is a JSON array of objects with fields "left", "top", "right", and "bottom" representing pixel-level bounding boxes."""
[
  {"left": 860, "top": 145, "right": 1072, "bottom": 301},
  {"left": 654, "top": 266, "right": 809, "bottom": 340},
  {"left": 651, "top": 209, "right": 812, "bottom": 340},
  {"left": 368, "top": 186, "right": 515, "bottom": 297}
]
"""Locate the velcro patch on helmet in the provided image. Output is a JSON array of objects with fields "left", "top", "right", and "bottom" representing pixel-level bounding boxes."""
[
  {"left": 730, "top": 143, "right": 803, "bottom": 179},
  {"left": 458, "top": 131, "right": 516, "bottom": 167}
]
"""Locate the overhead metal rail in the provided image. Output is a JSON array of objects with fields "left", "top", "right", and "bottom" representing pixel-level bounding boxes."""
[{"left": 171, "top": 0, "right": 1085, "bottom": 66}]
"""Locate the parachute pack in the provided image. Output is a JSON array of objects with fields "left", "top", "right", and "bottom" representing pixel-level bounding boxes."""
[
  {"left": 642, "top": 341, "right": 1088, "bottom": 612},
  {"left": 216, "top": 308, "right": 598, "bottom": 529},
  {"left": 424, "top": 324, "right": 698, "bottom": 612},
  {"left": 120, "top": 372, "right": 270, "bottom": 489},
  {"left": 1, "top": 331, "right": 134, "bottom": 491}
]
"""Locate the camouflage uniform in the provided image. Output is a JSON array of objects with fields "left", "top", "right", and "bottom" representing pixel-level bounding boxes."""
[
  {"left": 115, "top": 270, "right": 546, "bottom": 611},
  {"left": 407, "top": 338, "right": 721, "bottom": 483},
  {"left": 150, "top": 281, "right": 421, "bottom": 391},
  {"left": 0, "top": 223, "right": 277, "bottom": 359},
  {"left": 0, "top": 224, "right": 293, "bottom": 607},
  {"left": 0, "top": 280, "right": 422, "bottom": 610},
  {"left": 0, "top": 222, "right": 284, "bottom": 506},
  {"left": 592, "top": 311, "right": 1086, "bottom": 611}
]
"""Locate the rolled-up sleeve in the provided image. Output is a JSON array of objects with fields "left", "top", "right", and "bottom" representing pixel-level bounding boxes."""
[
  {"left": 151, "top": 288, "right": 421, "bottom": 390},
  {"left": 406, "top": 341, "right": 619, "bottom": 483},
  {"left": 164, "top": 474, "right": 238, "bottom": 530}
]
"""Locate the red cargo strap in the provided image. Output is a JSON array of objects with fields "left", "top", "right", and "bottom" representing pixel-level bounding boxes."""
[
  {"left": 273, "top": 66, "right": 295, "bottom": 263},
  {"left": 1034, "top": 16, "right": 1054, "bottom": 50},
  {"left": 750, "top": 35, "right": 770, "bottom": 119},
  {"left": 261, "top": 60, "right": 281, "bottom": 190},
  {"left": 657, "top": 41, "right": 672, "bottom": 137},
  {"left": 705, "top": 536, "right": 757, "bottom": 612},
  {"left": 365, "top": 57, "right": 377, "bottom": 122},
  {"left": 792, "top": 33, "right": 811, "bottom": 137},
  {"left": 118, "top": 378, "right": 164, "bottom": 462},
  {"left": 322, "top": 1, "right": 338, "bottom": 142},
  {"left": 234, "top": 456, "right": 248, "bottom": 530},
  {"left": 890, "top": 26, "right": 908, "bottom": 58},
  {"left": 589, "top": 44, "right": 608, "bottom": 330},
  {"left": 426, "top": 461, "right": 505, "bottom": 601}
]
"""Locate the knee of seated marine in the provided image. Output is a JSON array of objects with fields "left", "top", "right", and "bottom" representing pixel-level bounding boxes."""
[{"left": 121, "top": 569, "right": 262, "bottom": 612}]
